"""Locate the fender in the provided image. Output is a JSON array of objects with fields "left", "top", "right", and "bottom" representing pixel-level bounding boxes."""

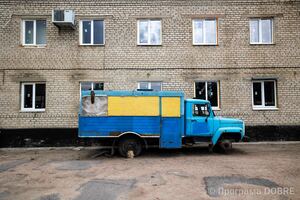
[{"left": 212, "top": 127, "right": 243, "bottom": 145}]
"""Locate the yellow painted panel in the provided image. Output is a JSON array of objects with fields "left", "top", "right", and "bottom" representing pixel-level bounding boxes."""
[
  {"left": 108, "top": 96, "right": 159, "bottom": 116},
  {"left": 162, "top": 97, "right": 181, "bottom": 117}
]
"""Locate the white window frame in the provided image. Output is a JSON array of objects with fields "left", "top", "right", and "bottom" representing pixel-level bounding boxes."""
[
  {"left": 194, "top": 81, "right": 220, "bottom": 110},
  {"left": 22, "top": 20, "right": 46, "bottom": 46},
  {"left": 252, "top": 80, "right": 277, "bottom": 110},
  {"left": 249, "top": 18, "right": 273, "bottom": 44},
  {"left": 79, "top": 20, "right": 105, "bottom": 45},
  {"left": 137, "top": 19, "right": 162, "bottom": 45},
  {"left": 192, "top": 19, "right": 218, "bottom": 45},
  {"left": 21, "top": 83, "right": 46, "bottom": 112},
  {"left": 138, "top": 81, "right": 162, "bottom": 91}
]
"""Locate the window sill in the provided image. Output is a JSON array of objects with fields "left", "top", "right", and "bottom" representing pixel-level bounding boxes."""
[
  {"left": 21, "top": 45, "right": 47, "bottom": 48},
  {"left": 79, "top": 44, "right": 105, "bottom": 46},
  {"left": 212, "top": 107, "right": 220, "bottom": 111},
  {"left": 137, "top": 44, "right": 162, "bottom": 46},
  {"left": 252, "top": 107, "right": 278, "bottom": 111},
  {"left": 20, "top": 109, "right": 45, "bottom": 113},
  {"left": 193, "top": 44, "right": 218, "bottom": 46},
  {"left": 250, "top": 43, "right": 275, "bottom": 45}
]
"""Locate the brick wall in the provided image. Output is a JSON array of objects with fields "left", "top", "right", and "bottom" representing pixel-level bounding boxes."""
[{"left": 0, "top": 0, "right": 299, "bottom": 129}]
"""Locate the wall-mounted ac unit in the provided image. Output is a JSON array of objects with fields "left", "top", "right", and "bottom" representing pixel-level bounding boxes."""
[{"left": 52, "top": 10, "right": 75, "bottom": 29}]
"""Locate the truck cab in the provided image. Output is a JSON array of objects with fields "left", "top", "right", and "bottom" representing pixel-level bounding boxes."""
[{"left": 184, "top": 99, "right": 245, "bottom": 146}]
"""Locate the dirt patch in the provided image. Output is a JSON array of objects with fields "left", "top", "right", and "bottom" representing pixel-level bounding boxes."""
[
  {"left": 52, "top": 160, "right": 101, "bottom": 171},
  {"left": 74, "top": 179, "right": 136, "bottom": 200}
]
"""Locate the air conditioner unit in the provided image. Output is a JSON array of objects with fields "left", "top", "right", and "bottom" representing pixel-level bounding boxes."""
[{"left": 52, "top": 10, "right": 75, "bottom": 29}]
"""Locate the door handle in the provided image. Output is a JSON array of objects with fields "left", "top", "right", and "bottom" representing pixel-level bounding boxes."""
[{"left": 191, "top": 119, "right": 197, "bottom": 122}]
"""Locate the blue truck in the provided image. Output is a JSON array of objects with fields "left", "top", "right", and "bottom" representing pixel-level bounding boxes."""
[{"left": 79, "top": 90, "right": 245, "bottom": 157}]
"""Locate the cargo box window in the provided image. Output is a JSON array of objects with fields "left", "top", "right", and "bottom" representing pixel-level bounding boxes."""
[
  {"left": 81, "top": 96, "right": 107, "bottom": 116},
  {"left": 252, "top": 80, "right": 277, "bottom": 109},
  {"left": 21, "top": 83, "right": 46, "bottom": 112},
  {"left": 195, "top": 81, "right": 219, "bottom": 109}
]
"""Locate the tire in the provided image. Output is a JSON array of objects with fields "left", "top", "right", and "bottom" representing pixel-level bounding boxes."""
[{"left": 118, "top": 137, "right": 142, "bottom": 158}]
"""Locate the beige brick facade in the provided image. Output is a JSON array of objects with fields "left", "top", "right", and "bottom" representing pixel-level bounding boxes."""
[{"left": 0, "top": 0, "right": 299, "bottom": 129}]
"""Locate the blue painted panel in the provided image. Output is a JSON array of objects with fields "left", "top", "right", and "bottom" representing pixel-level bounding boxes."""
[
  {"left": 160, "top": 117, "right": 182, "bottom": 148},
  {"left": 79, "top": 116, "right": 160, "bottom": 137}
]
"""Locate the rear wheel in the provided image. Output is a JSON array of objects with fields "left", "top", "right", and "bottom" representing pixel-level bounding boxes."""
[{"left": 118, "top": 137, "right": 142, "bottom": 158}]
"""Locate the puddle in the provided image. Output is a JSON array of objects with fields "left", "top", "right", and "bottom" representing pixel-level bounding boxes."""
[
  {"left": 74, "top": 179, "right": 136, "bottom": 200},
  {"left": 0, "top": 159, "right": 30, "bottom": 173},
  {"left": 204, "top": 176, "right": 280, "bottom": 197}
]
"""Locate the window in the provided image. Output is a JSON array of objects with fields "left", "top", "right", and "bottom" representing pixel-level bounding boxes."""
[
  {"left": 80, "top": 82, "right": 104, "bottom": 91},
  {"left": 138, "top": 82, "right": 162, "bottom": 91},
  {"left": 193, "top": 19, "right": 217, "bottom": 45},
  {"left": 80, "top": 20, "right": 104, "bottom": 45},
  {"left": 193, "top": 104, "right": 210, "bottom": 117},
  {"left": 21, "top": 83, "right": 46, "bottom": 111},
  {"left": 250, "top": 18, "right": 273, "bottom": 44},
  {"left": 137, "top": 19, "right": 162, "bottom": 45},
  {"left": 195, "top": 81, "right": 219, "bottom": 109},
  {"left": 252, "top": 80, "right": 277, "bottom": 109},
  {"left": 22, "top": 20, "right": 46, "bottom": 45}
]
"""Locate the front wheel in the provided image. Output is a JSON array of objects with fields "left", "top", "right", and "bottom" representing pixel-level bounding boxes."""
[{"left": 118, "top": 137, "right": 142, "bottom": 158}]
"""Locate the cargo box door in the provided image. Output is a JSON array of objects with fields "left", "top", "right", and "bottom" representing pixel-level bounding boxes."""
[{"left": 159, "top": 97, "right": 182, "bottom": 148}]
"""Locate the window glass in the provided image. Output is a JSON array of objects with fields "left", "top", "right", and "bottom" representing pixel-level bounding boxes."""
[
  {"left": 36, "top": 20, "right": 46, "bottom": 45},
  {"left": 93, "top": 82, "right": 104, "bottom": 90},
  {"left": 139, "top": 21, "right": 149, "bottom": 44},
  {"left": 195, "top": 82, "right": 206, "bottom": 99},
  {"left": 81, "top": 82, "right": 93, "bottom": 91},
  {"left": 25, "top": 21, "right": 34, "bottom": 44},
  {"left": 139, "top": 82, "right": 149, "bottom": 89},
  {"left": 253, "top": 82, "right": 262, "bottom": 106},
  {"left": 193, "top": 20, "right": 203, "bottom": 44},
  {"left": 207, "top": 82, "right": 218, "bottom": 107},
  {"left": 150, "top": 82, "right": 161, "bottom": 91},
  {"left": 82, "top": 21, "right": 91, "bottom": 44},
  {"left": 24, "top": 85, "right": 33, "bottom": 108},
  {"left": 195, "top": 81, "right": 219, "bottom": 108},
  {"left": 150, "top": 20, "right": 161, "bottom": 44},
  {"left": 250, "top": 20, "right": 259, "bottom": 43},
  {"left": 193, "top": 104, "right": 210, "bottom": 117},
  {"left": 204, "top": 20, "right": 217, "bottom": 44},
  {"left": 94, "top": 20, "right": 104, "bottom": 44},
  {"left": 35, "top": 84, "right": 46, "bottom": 109},
  {"left": 261, "top": 19, "right": 272, "bottom": 43},
  {"left": 264, "top": 81, "right": 275, "bottom": 106}
]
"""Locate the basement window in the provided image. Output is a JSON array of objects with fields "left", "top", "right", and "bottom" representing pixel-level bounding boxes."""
[
  {"left": 137, "top": 19, "right": 162, "bottom": 45},
  {"left": 138, "top": 81, "right": 162, "bottom": 91},
  {"left": 80, "top": 20, "right": 105, "bottom": 45},
  {"left": 195, "top": 81, "right": 220, "bottom": 109},
  {"left": 193, "top": 19, "right": 217, "bottom": 45},
  {"left": 250, "top": 18, "right": 273, "bottom": 44},
  {"left": 22, "top": 20, "right": 46, "bottom": 46},
  {"left": 21, "top": 83, "right": 46, "bottom": 112},
  {"left": 252, "top": 80, "right": 277, "bottom": 109}
]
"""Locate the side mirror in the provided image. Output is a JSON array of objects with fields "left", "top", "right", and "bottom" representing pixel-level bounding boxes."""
[{"left": 90, "top": 91, "right": 95, "bottom": 104}]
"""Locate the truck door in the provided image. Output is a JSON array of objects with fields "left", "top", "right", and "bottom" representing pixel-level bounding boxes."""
[{"left": 186, "top": 103, "right": 213, "bottom": 136}]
